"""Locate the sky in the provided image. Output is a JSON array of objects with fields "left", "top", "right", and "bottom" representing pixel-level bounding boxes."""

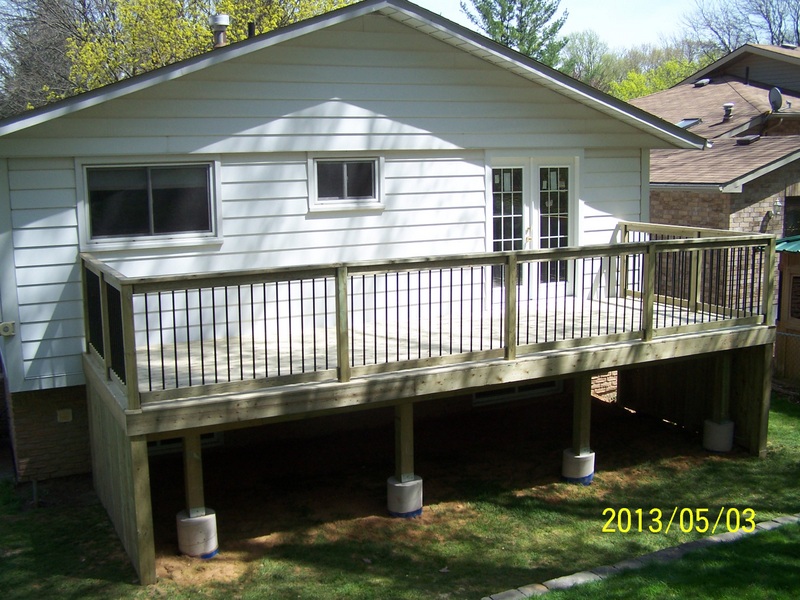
[{"left": 412, "top": 0, "right": 699, "bottom": 50}]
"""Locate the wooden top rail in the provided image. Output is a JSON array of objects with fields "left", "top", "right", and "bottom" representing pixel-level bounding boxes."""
[
  {"left": 79, "top": 231, "right": 773, "bottom": 295},
  {"left": 617, "top": 220, "right": 764, "bottom": 239}
]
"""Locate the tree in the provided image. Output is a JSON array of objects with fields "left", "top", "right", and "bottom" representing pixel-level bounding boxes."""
[
  {"left": 608, "top": 59, "right": 700, "bottom": 101},
  {"left": 559, "top": 30, "right": 615, "bottom": 91},
  {"left": 68, "top": 0, "right": 355, "bottom": 94},
  {"left": 0, "top": 0, "right": 355, "bottom": 116},
  {"left": 460, "top": 0, "right": 568, "bottom": 66},
  {"left": 684, "top": 0, "right": 800, "bottom": 54},
  {"left": 557, "top": 33, "right": 719, "bottom": 96},
  {"left": 0, "top": 0, "right": 89, "bottom": 116}
]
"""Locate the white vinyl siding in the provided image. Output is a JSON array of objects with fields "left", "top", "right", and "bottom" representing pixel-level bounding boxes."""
[
  {"left": 581, "top": 149, "right": 645, "bottom": 245},
  {"left": 7, "top": 159, "right": 84, "bottom": 388},
  {"left": 0, "top": 16, "right": 663, "bottom": 159}
]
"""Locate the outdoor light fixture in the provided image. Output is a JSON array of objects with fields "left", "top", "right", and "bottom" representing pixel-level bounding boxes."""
[{"left": 774, "top": 197, "right": 784, "bottom": 216}]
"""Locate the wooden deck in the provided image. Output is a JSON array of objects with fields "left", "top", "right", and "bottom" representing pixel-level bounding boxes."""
[{"left": 81, "top": 221, "right": 776, "bottom": 435}]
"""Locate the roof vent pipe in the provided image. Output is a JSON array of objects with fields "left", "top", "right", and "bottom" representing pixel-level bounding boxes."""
[
  {"left": 248, "top": 21, "right": 256, "bottom": 38},
  {"left": 723, "top": 102, "right": 734, "bottom": 121},
  {"left": 210, "top": 14, "right": 230, "bottom": 48}
]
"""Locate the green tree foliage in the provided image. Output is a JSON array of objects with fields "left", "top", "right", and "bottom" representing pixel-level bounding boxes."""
[
  {"left": 67, "top": 0, "right": 354, "bottom": 94},
  {"left": 608, "top": 59, "right": 701, "bottom": 101},
  {"left": 558, "top": 32, "right": 718, "bottom": 99},
  {"left": 559, "top": 30, "right": 616, "bottom": 92},
  {"left": 67, "top": 0, "right": 209, "bottom": 93},
  {"left": 0, "top": 0, "right": 355, "bottom": 114},
  {"left": 460, "top": 0, "right": 568, "bottom": 66}
]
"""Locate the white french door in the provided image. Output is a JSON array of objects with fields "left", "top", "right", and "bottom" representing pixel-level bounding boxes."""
[{"left": 491, "top": 164, "right": 572, "bottom": 294}]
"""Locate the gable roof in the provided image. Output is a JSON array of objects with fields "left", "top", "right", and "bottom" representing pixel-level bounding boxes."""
[
  {"left": 0, "top": 0, "right": 704, "bottom": 150},
  {"left": 631, "top": 75, "right": 800, "bottom": 140},
  {"left": 650, "top": 135, "right": 800, "bottom": 191},
  {"left": 685, "top": 43, "right": 800, "bottom": 90}
]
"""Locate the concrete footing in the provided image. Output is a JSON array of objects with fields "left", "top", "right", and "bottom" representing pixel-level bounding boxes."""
[
  {"left": 562, "top": 449, "right": 595, "bottom": 485},
  {"left": 176, "top": 509, "right": 218, "bottom": 558},
  {"left": 703, "top": 419, "right": 734, "bottom": 453},
  {"left": 387, "top": 475, "right": 423, "bottom": 517}
]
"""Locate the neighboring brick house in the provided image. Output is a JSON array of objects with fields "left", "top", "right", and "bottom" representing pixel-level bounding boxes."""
[
  {"left": 631, "top": 45, "right": 800, "bottom": 238},
  {"left": 630, "top": 44, "right": 800, "bottom": 388}
]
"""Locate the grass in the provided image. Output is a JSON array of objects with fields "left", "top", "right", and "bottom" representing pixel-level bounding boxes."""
[
  {"left": 547, "top": 523, "right": 800, "bottom": 599},
  {"left": 0, "top": 393, "right": 798, "bottom": 599}
]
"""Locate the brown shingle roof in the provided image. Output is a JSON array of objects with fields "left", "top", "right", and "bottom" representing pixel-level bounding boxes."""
[
  {"left": 631, "top": 76, "right": 800, "bottom": 140},
  {"left": 650, "top": 135, "right": 800, "bottom": 188}
]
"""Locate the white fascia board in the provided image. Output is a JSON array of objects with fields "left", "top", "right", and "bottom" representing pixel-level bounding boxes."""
[{"left": 651, "top": 183, "right": 727, "bottom": 192}]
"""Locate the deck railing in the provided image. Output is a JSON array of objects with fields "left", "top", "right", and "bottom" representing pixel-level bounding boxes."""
[{"left": 81, "top": 222, "right": 775, "bottom": 409}]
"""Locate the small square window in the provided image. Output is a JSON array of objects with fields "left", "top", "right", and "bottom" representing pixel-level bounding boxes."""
[
  {"left": 86, "top": 164, "right": 213, "bottom": 240},
  {"left": 309, "top": 157, "right": 383, "bottom": 212}
]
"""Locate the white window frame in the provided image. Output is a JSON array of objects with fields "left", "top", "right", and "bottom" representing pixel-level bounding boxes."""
[
  {"left": 307, "top": 155, "right": 385, "bottom": 213},
  {"left": 76, "top": 158, "right": 223, "bottom": 251}
]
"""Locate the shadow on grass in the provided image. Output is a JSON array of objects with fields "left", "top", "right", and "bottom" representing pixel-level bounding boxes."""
[{"left": 0, "top": 477, "right": 140, "bottom": 600}]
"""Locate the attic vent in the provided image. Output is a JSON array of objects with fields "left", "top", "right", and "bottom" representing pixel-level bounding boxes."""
[
  {"left": 694, "top": 78, "right": 711, "bottom": 87},
  {"left": 736, "top": 135, "right": 761, "bottom": 145}
]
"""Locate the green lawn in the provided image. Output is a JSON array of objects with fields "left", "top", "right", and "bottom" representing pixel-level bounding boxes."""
[
  {"left": 548, "top": 522, "right": 800, "bottom": 599},
  {"left": 1, "top": 393, "right": 798, "bottom": 599}
]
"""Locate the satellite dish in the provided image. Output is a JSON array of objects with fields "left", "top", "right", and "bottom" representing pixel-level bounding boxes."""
[{"left": 770, "top": 87, "right": 784, "bottom": 112}]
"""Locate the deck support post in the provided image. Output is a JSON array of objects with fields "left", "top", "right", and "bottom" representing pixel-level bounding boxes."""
[
  {"left": 562, "top": 373, "right": 595, "bottom": 485},
  {"left": 704, "top": 352, "right": 734, "bottom": 452},
  {"left": 387, "top": 403, "right": 422, "bottom": 518},
  {"left": 176, "top": 433, "right": 218, "bottom": 559}
]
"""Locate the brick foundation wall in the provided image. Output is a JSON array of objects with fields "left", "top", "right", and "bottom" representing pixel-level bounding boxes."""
[
  {"left": 8, "top": 385, "right": 91, "bottom": 481},
  {"left": 591, "top": 371, "right": 618, "bottom": 400}
]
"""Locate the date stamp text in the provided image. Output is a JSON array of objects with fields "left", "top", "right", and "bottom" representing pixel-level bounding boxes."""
[{"left": 602, "top": 507, "right": 756, "bottom": 534}]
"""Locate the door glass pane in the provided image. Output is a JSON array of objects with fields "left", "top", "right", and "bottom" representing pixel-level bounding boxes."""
[
  {"left": 492, "top": 167, "right": 524, "bottom": 285},
  {"left": 539, "top": 166, "right": 569, "bottom": 283}
]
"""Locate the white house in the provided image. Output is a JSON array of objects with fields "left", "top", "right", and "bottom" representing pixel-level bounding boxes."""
[{"left": 0, "top": 0, "right": 773, "bottom": 584}]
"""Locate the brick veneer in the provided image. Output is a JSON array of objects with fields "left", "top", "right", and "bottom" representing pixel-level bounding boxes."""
[
  {"left": 651, "top": 157, "right": 800, "bottom": 236},
  {"left": 7, "top": 386, "right": 91, "bottom": 481},
  {"left": 650, "top": 189, "right": 731, "bottom": 229}
]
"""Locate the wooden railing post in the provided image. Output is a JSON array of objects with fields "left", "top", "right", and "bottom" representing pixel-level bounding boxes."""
[
  {"left": 763, "top": 237, "right": 776, "bottom": 324},
  {"left": 642, "top": 244, "right": 657, "bottom": 341},
  {"left": 618, "top": 223, "right": 630, "bottom": 298},
  {"left": 335, "top": 266, "right": 351, "bottom": 382},
  {"left": 689, "top": 232, "right": 702, "bottom": 312},
  {"left": 504, "top": 254, "right": 517, "bottom": 360},
  {"left": 99, "top": 275, "right": 113, "bottom": 379},
  {"left": 121, "top": 283, "right": 140, "bottom": 411}
]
